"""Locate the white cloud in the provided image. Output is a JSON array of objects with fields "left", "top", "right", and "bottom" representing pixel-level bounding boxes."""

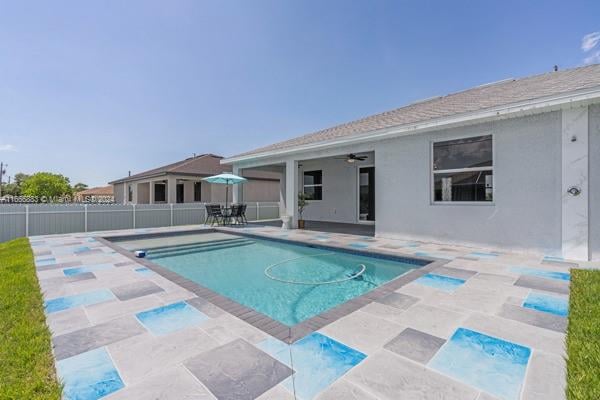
[
  {"left": 0, "top": 144, "right": 16, "bottom": 152},
  {"left": 584, "top": 50, "right": 600, "bottom": 65},
  {"left": 582, "top": 32, "right": 600, "bottom": 52}
]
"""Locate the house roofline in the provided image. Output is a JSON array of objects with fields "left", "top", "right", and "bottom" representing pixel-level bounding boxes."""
[{"left": 221, "top": 86, "right": 600, "bottom": 165}]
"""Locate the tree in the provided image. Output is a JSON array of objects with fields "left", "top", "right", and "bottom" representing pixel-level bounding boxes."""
[
  {"left": 21, "top": 172, "right": 72, "bottom": 199},
  {"left": 72, "top": 182, "right": 88, "bottom": 192}
]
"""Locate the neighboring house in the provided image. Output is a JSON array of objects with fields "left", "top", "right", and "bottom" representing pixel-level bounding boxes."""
[
  {"left": 73, "top": 186, "right": 114, "bottom": 203},
  {"left": 222, "top": 64, "right": 600, "bottom": 261},
  {"left": 109, "top": 153, "right": 280, "bottom": 205}
]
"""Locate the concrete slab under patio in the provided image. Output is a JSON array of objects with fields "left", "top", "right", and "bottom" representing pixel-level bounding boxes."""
[{"left": 29, "top": 224, "right": 581, "bottom": 400}]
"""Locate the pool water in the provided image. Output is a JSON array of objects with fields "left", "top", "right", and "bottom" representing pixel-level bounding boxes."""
[{"left": 132, "top": 233, "right": 420, "bottom": 326}]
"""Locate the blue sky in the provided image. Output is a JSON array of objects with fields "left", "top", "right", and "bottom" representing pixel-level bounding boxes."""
[{"left": 0, "top": 0, "right": 599, "bottom": 186}]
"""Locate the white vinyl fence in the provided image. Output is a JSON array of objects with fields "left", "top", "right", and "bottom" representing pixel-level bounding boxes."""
[{"left": 0, "top": 202, "right": 280, "bottom": 243}]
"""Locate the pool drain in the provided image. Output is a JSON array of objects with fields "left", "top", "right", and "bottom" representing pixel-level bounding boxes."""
[{"left": 264, "top": 253, "right": 366, "bottom": 285}]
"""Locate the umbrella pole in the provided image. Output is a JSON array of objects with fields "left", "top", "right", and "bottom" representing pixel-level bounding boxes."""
[{"left": 225, "top": 185, "right": 229, "bottom": 208}]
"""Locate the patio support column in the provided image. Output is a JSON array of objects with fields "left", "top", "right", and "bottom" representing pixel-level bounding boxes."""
[
  {"left": 149, "top": 181, "right": 155, "bottom": 204},
  {"left": 561, "top": 106, "right": 589, "bottom": 260},
  {"left": 232, "top": 165, "right": 242, "bottom": 204},
  {"left": 285, "top": 159, "right": 298, "bottom": 228},
  {"left": 167, "top": 176, "right": 177, "bottom": 204},
  {"left": 132, "top": 183, "right": 139, "bottom": 204}
]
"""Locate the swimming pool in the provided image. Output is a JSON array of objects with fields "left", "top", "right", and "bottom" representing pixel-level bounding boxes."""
[{"left": 113, "top": 232, "right": 423, "bottom": 326}]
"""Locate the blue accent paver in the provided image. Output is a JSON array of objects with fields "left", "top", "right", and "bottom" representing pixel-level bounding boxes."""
[
  {"left": 57, "top": 347, "right": 124, "bottom": 400},
  {"left": 510, "top": 266, "right": 570, "bottom": 281},
  {"left": 45, "top": 290, "right": 116, "bottom": 313},
  {"left": 469, "top": 251, "right": 499, "bottom": 259},
  {"left": 414, "top": 251, "right": 454, "bottom": 260},
  {"left": 135, "top": 301, "right": 208, "bottom": 335},
  {"left": 64, "top": 264, "right": 114, "bottom": 276},
  {"left": 523, "top": 292, "right": 568, "bottom": 317},
  {"left": 429, "top": 328, "right": 531, "bottom": 400},
  {"left": 414, "top": 273, "right": 465, "bottom": 293},
  {"left": 134, "top": 267, "right": 155, "bottom": 276},
  {"left": 36, "top": 257, "right": 57, "bottom": 266},
  {"left": 257, "top": 332, "right": 366, "bottom": 400},
  {"left": 348, "top": 242, "right": 370, "bottom": 249}
]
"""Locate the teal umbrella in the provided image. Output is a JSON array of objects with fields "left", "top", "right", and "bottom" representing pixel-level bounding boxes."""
[{"left": 202, "top": 173, "right": 247, "bottom": 208}]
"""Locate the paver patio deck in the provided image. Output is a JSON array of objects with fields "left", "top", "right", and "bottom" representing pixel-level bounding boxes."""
[{"left": 29, "top": 223, "right": 592, "bottom": 400}]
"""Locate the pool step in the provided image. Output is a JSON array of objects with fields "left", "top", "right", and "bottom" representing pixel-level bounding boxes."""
[
  {"left": 143, "top": 237, "right": 250, "bottom": 253},
  {"left": 147, "top": 239, "right": 255, "bottom": 259}
]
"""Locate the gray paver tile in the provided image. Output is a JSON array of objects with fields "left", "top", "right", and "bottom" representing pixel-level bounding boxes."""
[
  {"left": 256, "top": 384, "right": 295, "bottom": 400},
  {"left": 384, "top": 327, "right": 446, "bottom": 364},
  {"left": 385, "top": 303, "right": 467, "bottom": 338},
  {"left": 375, "top": 292, "right": 419, "bottom": 310},
  {"left": 521, "top": 350, "right": 566, "bottom": 400},
  {"left": 315, "top": 379, "right": 378, "bottom": 400},
  {"left": 184, "top": 339, "right": 292, "bottom": 400},
  {"left": 346, "top": 350, "right": 479, "bottom": 400},
  {"left": 185, "top": 296, "right": 225, "bottom": 318},
  {"left": 514, "top": 275, "right": 569, "bottom": 295},
  {"left": 498, "top": 304, "right": 567, "bottom": 333},
  {"left": 52, "top": 316, "right": 145, "bottom": 360},
  {"left": 472, "top": 272, "right": 517, "bottom": 284},
  {"left": 110, "top": 280, "right": 164, "bottom": 301},
  {"left": 46, "top": 307, "right": 91, "bottom": 336}
]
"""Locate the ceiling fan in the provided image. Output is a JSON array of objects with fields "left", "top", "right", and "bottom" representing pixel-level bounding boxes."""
[{"left": 334, "top": 153, "right": 368, "bottom": 163}]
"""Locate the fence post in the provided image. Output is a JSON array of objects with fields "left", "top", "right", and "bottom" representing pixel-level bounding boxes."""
[
  {"left": 132, "top": 204, "right": 136, "bottom": 229},
  {"left": 25, "top": 205, "right": 29, "bottom": 237},
  {"left": 170, "top": 203, "right": 174, "bottom": 226},
  {"left": 84, "top": 204, "right": 88, "bottom": 232},
  {"left": 256, "top": 202, "right": 260, "bottom": 221}
]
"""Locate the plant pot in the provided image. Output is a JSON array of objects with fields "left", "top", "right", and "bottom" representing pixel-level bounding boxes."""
[{"left": 298, "top": 219, "right": 305, "bottom": 229}]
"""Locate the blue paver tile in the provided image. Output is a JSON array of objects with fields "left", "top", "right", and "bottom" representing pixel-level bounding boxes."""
[
  {"left": 429, "top": 328, "right": 530, "bottom": 400},
  {"left": 57, "top": 347, "right": 124, "bottom": 400},
  {"left": 257, "top": 332, "right": 366, "bottom": 400},
  {"left": 510, "top": 266, "right": 570, "bottom": 281},
  {"left": 45, "top": 290, "right": 116, "bottom": 313},
  {"left": 136, "top": 301, "right": 208, "bottom": 336},
  {"left": 523, "top": 292, "right": 568, "bottom": 317},
  {"left": 414, "top": 273, "right": 465, "bottom": 293},
  {"left": 134, "top": 267, "right": 155, "bottom": 276},
  {"left": 64, "top": 264, "right": 114, "bottom": 276}
]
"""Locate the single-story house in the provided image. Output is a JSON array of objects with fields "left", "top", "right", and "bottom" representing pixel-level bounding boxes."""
[
  {"left": 73, "top": 186, "right": 114, "bottom": 203},
  {"left": 222, "top": 64, "right": 600, "bottom": 261},
  {"left": 109, "top": 153, "right": 280, "bottom": 205}
]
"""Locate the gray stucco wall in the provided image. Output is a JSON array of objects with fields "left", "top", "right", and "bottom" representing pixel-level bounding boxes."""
[
  {"left": 374, "top": 111, "right": 563, "bottom": 253},
  {"left": 590, "top": 104, "right": 600, "bottom": 260},
  {"left": 113, "top": 183, "right": 125, "bottom": 204}
]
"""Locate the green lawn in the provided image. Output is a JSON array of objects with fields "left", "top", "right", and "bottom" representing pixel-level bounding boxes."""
[
  {"left": 567, "top": 268, "right": 600, "bottom": 400},
  {"left": 0, "top": 238, "right": 61, "bottom": 399}
]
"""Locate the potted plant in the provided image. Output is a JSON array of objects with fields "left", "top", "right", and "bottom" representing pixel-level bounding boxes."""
[{"left": 297, "top": 192, "right": 309, "bottom": 229}]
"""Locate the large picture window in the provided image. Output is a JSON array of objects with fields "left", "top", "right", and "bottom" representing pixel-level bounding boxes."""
[
  {"left": 154, "top": 183, "right": 166, "bottom": 202},
  {"left": 303, "top": 170, "right": 323, "bottom": 200},
  {"left": 432, "top": 135, "right": 493, "bottom": 202}
]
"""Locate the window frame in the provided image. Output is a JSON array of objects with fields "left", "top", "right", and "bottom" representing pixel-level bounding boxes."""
[
  {"left": 430, "top": 133, "right": 495, "bottom": 206},
  {"left": 154, "top": 182, "right": 167, "bottom": 203},
  {"left": 303, "top": 170, "right": 323, "bottom": 201}
]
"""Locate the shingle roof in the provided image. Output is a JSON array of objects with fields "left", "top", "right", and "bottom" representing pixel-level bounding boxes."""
[
  {"left": 229, "top": 64, "right": 600, "bottom": 159},
  {"left": 109, "top": 154, "right": 279, "bottom": 184},
  {"left": 77, "top": 186, "right": 114, "bottom": 196}
]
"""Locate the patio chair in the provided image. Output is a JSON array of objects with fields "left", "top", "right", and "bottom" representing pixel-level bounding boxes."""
[
  {"left": 205, "top": 204, "right": 224, "bottom": 226},
  {"left": 230, "top": 204, "right": 248, "bottom": 225}
]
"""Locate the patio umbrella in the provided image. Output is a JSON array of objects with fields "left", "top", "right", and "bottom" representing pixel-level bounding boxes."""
[{"left": 202, "top": 173, "right": 247, "bottom": 208}]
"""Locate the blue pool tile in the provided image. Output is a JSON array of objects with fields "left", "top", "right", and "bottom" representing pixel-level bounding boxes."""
[
  {"left": 510, "top": 266, "right": 570, "bottom": 281},
  {"left": 543, "top": 255, "right": 564, "bottom": 262},
  {"left": 257, "top": 332, "right": 366, "bottom": 400},
  {"left": 136, "top": 301, "right": 208, "bottom": 336},
  {"left": 74, "top": 246, "right": 91, "bottom": 253},
  {"left": 57, "top": 347, "right": 124, "bottom": 400},
  {"left": 45, "top": 290, "right": 115, "bottom": 314},
  {"left": 36, "top": 257, "right": 57, "bottom": 266},
  {"left": 523, "top": 292, "right": 568, "bottom": 317},
  {"left": 429, "top": 328, "right": 530, "bottom": 400},
  {"left": 414, "top": 273, "right": 465, "bottom": 293},
  {"left": 348, "top": 242, "right": 369, "bottom": 249},
  {"left": 134, "top": 267, "right": 155, "bottom": 276},
  {"left": 64, "top": 264, "right": 114, "bottom": 276}
]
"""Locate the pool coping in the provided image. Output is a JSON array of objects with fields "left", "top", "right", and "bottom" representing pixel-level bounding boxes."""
[{"left": 96, "top": 229, "right": 450, "bottom": 344}]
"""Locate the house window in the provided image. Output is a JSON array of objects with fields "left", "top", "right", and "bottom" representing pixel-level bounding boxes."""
[
  {"left": 154, "top": 183, "right": 166, "bottom": 202},
  {"left": 127, "top": 185, "right": 133, "bottom": 202},
  {"left": 194, "top": 182, "right": 202, "bottom": 202},
  {"left": 303, "top": 170, "right": 323, "bottom": 200},
  {"left": 432, "top": 135, "right": 493, "bottom": 202}
]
